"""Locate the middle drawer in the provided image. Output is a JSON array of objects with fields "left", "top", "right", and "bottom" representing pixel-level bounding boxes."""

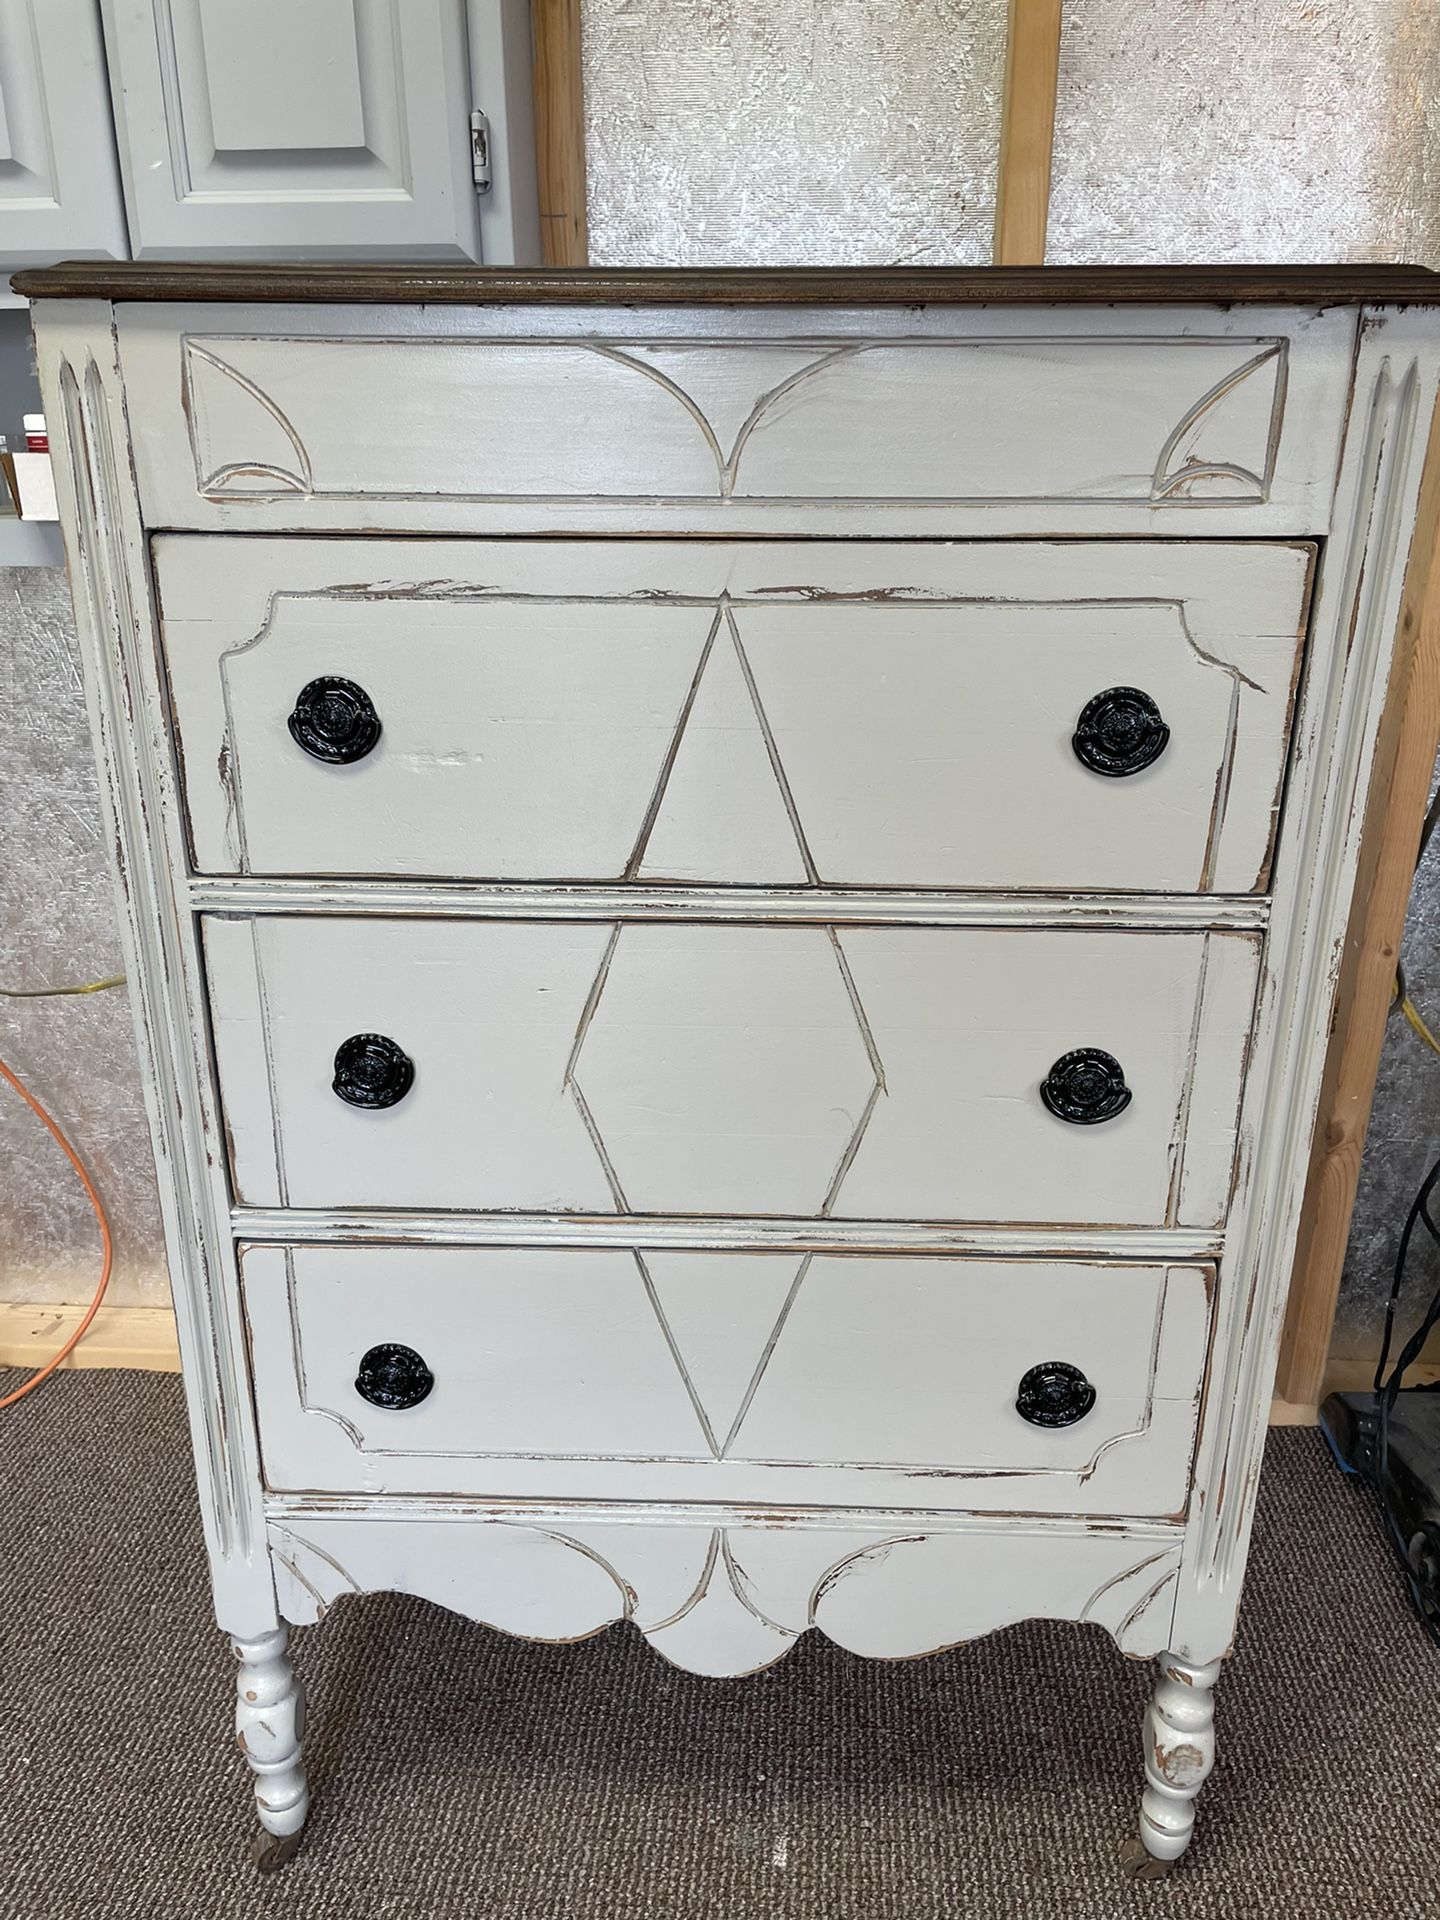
[{"left": 204, "top": 916, "right": 1259, "bottom": 1227}]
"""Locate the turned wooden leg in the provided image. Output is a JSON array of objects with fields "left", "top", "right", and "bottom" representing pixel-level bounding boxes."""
[
  {"left": 233, "top": 1626, "right": 309, "bottom": 1871},
  {"left": 1121, "top": 1649, "right": 1221, "bottom": 1879}
]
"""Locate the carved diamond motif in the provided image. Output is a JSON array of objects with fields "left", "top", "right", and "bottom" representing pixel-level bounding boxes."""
[{"left": 569, "top": 926, "right": 883, "bottom": 1215}]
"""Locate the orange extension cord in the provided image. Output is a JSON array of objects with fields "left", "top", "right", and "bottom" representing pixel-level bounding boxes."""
[{"left": 0, "top": 1052, "right": 113, "bottom": 1409}]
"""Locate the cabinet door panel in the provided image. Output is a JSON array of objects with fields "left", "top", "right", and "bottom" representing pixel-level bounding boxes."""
[
  {"left": 0, "top": 0, "right": 127, "bottom": 265},
  {"left": 100, "top": 0, "right": 483, "bottom": 259}
]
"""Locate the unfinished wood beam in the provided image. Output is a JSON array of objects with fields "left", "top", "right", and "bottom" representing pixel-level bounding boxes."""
[
  {"left": 1276, "top": 391, "right": 1440, "bottom": 1407},
  {"left": 993, "top": 0, "right": 1064, "bottom": 266},
  {"left": 532, "top": 0, "right": 588, "bottom": 268},
  {"left": 0, "top": 1302, "right": 180, "bottom": 1373}
]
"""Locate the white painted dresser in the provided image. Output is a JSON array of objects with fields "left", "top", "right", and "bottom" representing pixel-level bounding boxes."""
[{"left": 20, "top": 260, "right": 1440, "bottom": 1876}]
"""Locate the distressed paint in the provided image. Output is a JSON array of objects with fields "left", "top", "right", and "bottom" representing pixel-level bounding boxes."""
[
  {"left": 151, "top": 536, "right": 1313, "bottom": 894},
  {"left": 115, "top": 300, "right": 1355, "bottom": 537},
  {"left": 267, "top": 1512, "right": 1185, "bottom": 1675},
  {"left": 232, "top": 1626, "right": 307, "bottom": 1865},
  {"left": 1130, "top": 1651, "right": 1221, "bottom": 1872},
  {"left": 29, "top": 277, "right": 1440, "bottom": 1874},
  {"left": 202, "top": 916, "right": 1260, "bottom": 1228},
  {"left": 240, "top": 1243, "right": 1212, "bottom": 1517},
  {"left": 32, "top": 308, "right": 276, "bottom": 1631}
]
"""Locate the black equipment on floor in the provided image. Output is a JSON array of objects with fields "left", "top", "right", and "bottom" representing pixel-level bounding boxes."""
[{"left": 1321, "top": 1152, "right": 1440, "bottom": 1645}]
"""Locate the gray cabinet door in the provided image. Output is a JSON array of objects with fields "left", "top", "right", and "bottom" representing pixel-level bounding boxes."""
[
  {"left": 0, "top": 0, "right": 129, "bottom": 266},
  {"left": 100, "top": 0, "right": 519, "bottom": 260}
]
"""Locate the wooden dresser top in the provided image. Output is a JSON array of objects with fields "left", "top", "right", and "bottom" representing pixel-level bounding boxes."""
[{"left": 13, "top": 261, "right": 1440, "bottom": 306}]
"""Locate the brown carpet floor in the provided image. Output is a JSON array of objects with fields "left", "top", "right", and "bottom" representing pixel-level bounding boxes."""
[{"left": 2, "top": 1367, "right": 1437, "bottom": 1919}]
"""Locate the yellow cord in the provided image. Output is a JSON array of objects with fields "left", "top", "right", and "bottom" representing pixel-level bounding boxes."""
[
  {"left": 0, "top": 974, "right": 126, "bottom": 999},
  {"left": 1401, "top": 989, "right": 1440, "bottom": 1057}
]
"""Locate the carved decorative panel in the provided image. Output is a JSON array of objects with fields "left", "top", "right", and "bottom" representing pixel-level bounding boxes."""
[
  {"left": 270, "top": 1512, "right": 1185, "bottom": 1674},
  {"left": 174, "top": 331, "right": 1291, "bottom": 506}
]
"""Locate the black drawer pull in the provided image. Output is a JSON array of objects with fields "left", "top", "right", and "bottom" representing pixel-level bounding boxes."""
[
  {"left": 355, "top": 1343, "right": 434, "bottom": 1410},
  {"left": 288, "top": 676, "right": 382, "bottom": 764},
  {"left": 1040, "top": 1047, "right": 1131, "bottom": 1125},
  {"left": 1072, "top": 686, "right": 1169, "bottom": 777},
  {"left": 332, "top": 1033, "right": 414, "bottom": 1109},
  {"left": 1016, "top": 1361, "right": 1096, "bottom": 1428}
]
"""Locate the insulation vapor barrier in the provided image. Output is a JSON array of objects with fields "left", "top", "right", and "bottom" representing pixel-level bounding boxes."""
[
  {"left": 583, "top": 0, "right": 1005, "bottom": 266},
  {"left": 0, "top": 568, "right": 167, "bottom": 1308}
]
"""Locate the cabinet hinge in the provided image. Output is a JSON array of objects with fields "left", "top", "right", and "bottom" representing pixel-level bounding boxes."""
[{"left": 470, "top": 109, "right": 492, "bottom": 193}]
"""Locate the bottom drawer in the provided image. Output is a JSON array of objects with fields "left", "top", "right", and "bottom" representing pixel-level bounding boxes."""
[{"left": 244, "top": 1244, "right": 1212, "bottom": 1518}]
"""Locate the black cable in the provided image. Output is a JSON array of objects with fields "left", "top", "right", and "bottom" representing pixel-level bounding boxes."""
[
  {"left": 1393, "top": 782, "right": 1440, "bottom": 1016},
  {"left": 1373, "top": 1153, "right": 1440, "bottom": 1392},
  {"left": 1370, "top": 1147, "right": 1440, "bottom": 1647},
  {"left": 1358, "top": 774, "right": 1440, "bottom": 1639},
  {"left": 1419, "top": 781, "right": 1440, "bottom": 864}
]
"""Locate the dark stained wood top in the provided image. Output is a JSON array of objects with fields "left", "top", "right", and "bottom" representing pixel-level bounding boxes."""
[{"left": 12, "top": 261, "right": 1440, "bottom": 307}]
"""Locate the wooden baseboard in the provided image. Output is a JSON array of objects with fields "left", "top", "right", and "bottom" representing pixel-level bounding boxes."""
[
  {"left": 0, "top": 1302, "right": 180, "bottom": 1373},
  {"left": 1269, "top": 1395, "right": 1321, "bottom": 1426},
  {"left": 1270, "top": 1358, "right": 1440, "bottom": 1427},
  {"left": 2, "top": 1300, "right": 1432, "bottom": 1431}
]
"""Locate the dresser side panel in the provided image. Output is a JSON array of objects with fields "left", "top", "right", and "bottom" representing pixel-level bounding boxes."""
[
  {"left": 1173, "top": 307, "right": 1440, "bottom": 1661},
  {"left": 30, "top": 298, "right": 275, "bottom": 1633}
]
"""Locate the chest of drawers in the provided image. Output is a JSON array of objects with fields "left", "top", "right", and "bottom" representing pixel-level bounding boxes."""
[{"left": 22, "top": 260, "right": 1440, "bottom": 1878}]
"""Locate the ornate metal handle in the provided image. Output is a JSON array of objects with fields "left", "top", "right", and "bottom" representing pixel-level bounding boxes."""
[
  {"left": 1072, "top": 686, "right": 1169, "bottom": 777},
  {"left": 354, "top": 1343, "right": 434, "bottom": 1410},
  {"left": 1016, "top": 1361, "right": 1096, "bottom": 1428},
  {"left": 288, "top": 676, "right": 382, "bottom": 764},
  {"left": 332, "top": 1033, "right": 414, "bottom": 1109},
  {"left": 1040, "top": 1047, "right": 1131, "bottom": 1125}
]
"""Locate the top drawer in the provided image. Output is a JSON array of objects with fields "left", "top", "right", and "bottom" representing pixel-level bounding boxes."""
[
  {"left": 156, "top": 536, "right": 1312, "bottom": 896},
  {"left": 116, "top": 304, "right": 1353, "bottom": 535}
]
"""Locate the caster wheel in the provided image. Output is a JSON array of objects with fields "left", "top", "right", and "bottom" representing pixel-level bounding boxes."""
[
  {"left": 251, "top": 1829, "right": 303, "bottom": 1874},
  {"left": 1120, "top": 1835, "right": 1174, "bottom": 1881}
]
